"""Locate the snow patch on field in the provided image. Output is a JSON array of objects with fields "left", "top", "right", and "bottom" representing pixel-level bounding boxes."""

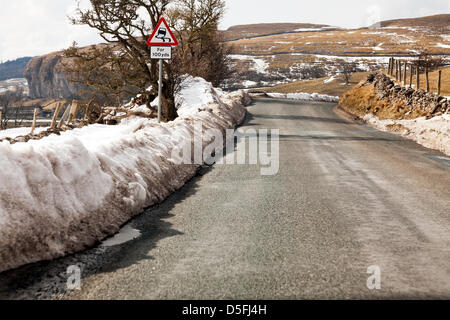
[
  {"left": 242, "top": 80, "right": 258, "bottom": 87},
  {"left": 252, "top": 58, "right": 269, "bottom": 74},
  {"left": 372, "top": 43, "right": 384, "bottom": 51},
  {"left": 229, "top": 54, "right": 269, "bottom": 74},
  {"left": 0, "top": 76, "right": 247, "bottom": 272},
  {"left": 363, "top": 114, "right": 450, "bottom": 156},
  {"left": 435, "top": 43, "right": 450, "bottom": 49},
  {"left": 382, "top": 26, "right": 420, "bottom": 32},
  {"left": 294, "top": 28, "right": 324, "bottom": 32},
  {"left": 266, "top": 92, "right": 339, "bottom": 103},
  {"left": 290, "top": 53, "right": 389, "bottom": 64},
  {"left": 323, "top": 76, "right": 336, "bottom": 84}
]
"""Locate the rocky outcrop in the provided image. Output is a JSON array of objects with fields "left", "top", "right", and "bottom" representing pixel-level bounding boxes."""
[
  {"left": 340, "top": 72, "right": 449, "bottom": 120},
  {"left": 24, "top": 52, "right": 81, "bottom": 99}
]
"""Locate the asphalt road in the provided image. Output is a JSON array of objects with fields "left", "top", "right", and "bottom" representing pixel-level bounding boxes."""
[{"left": 1, "top": 98, "right": 450, "bottom": 299}]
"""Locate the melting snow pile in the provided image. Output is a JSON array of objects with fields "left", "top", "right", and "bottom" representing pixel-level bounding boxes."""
[
  {"left": 266, "top": 92, "right": 339, "bottom": 103},
  {"left": 363, "top": 114, "right": 450, "bottom": 156},
  {"left": 0, "top": 76, "right": 248, "bottom": 272}
]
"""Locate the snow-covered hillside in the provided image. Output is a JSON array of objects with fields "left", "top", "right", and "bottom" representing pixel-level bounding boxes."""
[{"left": 0, "top": 77, "right": 248, "bottom": 273}]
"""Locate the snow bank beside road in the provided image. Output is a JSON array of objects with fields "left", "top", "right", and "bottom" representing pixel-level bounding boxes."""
[
  {"left": 364, "top": 114, "right": 450, "bottom": 156},
  {"left": 266, "top": 92, "right": 339, "bottom": 103},
  {"left": 0, "top": 76, "right": 248, "bottom": 273}
]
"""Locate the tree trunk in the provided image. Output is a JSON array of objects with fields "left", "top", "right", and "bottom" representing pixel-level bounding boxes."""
[{"left": 161, "top": 96, "right": 177, "bottom": 121}]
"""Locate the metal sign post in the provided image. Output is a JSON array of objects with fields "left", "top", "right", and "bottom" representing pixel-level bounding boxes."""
[
  {"left": 146, "top": 18, "right": 179, "bottom": 123},
  {"left": 158, "top": 58, "right": 162, "bottom": 122}
]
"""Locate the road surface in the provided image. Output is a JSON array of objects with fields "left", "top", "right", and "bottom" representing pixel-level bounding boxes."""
[{"left": 1, "top": 98, "right": 449, "bottom": 299}]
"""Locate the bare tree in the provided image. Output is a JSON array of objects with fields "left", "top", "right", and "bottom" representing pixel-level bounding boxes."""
[
  {"left": 65, "top": 0, "right": 174, "bottom": 120},
  {"left": 64, "top": 0, "right": 228, "bottom": 122},
  {"left": 0, "top": 89, "right": 25, "bottom": 130},
  {"left": 167, "top": 0, "right": 230, "bottom": 87},
  {"left": 63, "top": 42, "right": 150, "bottom": 109},
  {"left": 410, "top": 47, "right": 445, "bottom": 72},
  {"left": 336, "top": 59, "right": 357, "bottom": 85}
]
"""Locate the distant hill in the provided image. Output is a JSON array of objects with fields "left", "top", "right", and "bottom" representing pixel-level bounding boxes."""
[
  {"left": 221, "top": 23, "right": 331, "bottom": 41},
  {"left": 377, "top": 14, "right": 450, "bottom": 28},
  {"left": 0, "top": 57, "right": 33, "bottom": 81}
]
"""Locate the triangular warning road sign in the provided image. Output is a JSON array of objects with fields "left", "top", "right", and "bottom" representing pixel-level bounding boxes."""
[{"left": 146, "top": 18, "right": 178, "bottom": 47}]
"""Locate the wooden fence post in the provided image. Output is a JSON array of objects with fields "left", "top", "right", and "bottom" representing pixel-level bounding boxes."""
[
  {"left": 50, "top": 102, "right": 62, "bottom": 129},
  {"left": 58, "top": 105, "right": 71, "bottom": 129},
  {"left": 437, "top": 70, "right": 442, "bottom": 96},
  {"left": 67, "top": 101, "right": 79, "bottom": 125},
  {"left": 409, "top": 64, "right": 413, "bottom": 88},
  {"left": 395, "top": 60, "right": 399, "bottom": 80},
  {"left": 416, "top": 65, "right": 420, "bottom": 90},
  {"left": 0, "top": 111, "right": 2, "bottom": 130},
  {"left": 30, "top": 108, "right": 38, "bottom": 135},
  {"left": 425, "top": 67, "right": 429, "bottom": 92},
  {"left": 389, "top": 58, "right": 394, "bottom": 76},
  {"left": 403, "top": 62, "right": 407, "bottom": 86},
  {"left": 388, "top": 58, "right": 392, "bottom": 75}
]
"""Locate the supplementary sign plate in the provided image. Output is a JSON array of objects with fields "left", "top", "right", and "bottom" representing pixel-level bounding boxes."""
[{"left": 151, "top": 46, "right": 172, "bottom": 60}]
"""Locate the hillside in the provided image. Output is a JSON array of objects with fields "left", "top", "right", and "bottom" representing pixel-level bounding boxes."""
[
  {"left": 221, "top": 23, "right": 332, "bottom": 41},
  {"left": 377, "top": 14, "right": 450, "bottom": 28},
  {"left": 224, "top": 14, "right": 450, "bottom": 90},
  {"left": 20, "top": 14, "right": 450, "bottom": 99},
  {"left": 0, "top": 57, "right": 33, "bottom": 81}
]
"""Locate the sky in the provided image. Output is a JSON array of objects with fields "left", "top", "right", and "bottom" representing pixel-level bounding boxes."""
[{"left": 0, "top": 0, "right": 449, "bottom": 62}]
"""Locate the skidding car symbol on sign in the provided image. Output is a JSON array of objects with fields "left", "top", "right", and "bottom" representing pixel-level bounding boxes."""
[{"left": 156, "top": 27, "right": 170, "bottom": 42}]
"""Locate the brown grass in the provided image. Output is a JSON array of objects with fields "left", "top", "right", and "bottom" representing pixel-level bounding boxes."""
[
  {"left": 258, "top": 72, "right": 371, "bottom": 97},
  {"left": 221, "top": 23, "right": 329, "bottom": 41},
  {"left": 379, "top": 14, "right": 450, "bottom": 28},
  {"left": 227, "top": 26, "right": 450, "bottom": 56},
  {"left": 339, "top": 81, "right": 431, "bottom": 120}
]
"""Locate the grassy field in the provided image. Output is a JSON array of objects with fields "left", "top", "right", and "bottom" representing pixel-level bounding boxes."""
[
  {"left": 227, "top": 26, "right": 450, "bottom": 56},
  {"left": 221, "top": 23, "right": 330, "bottom": 41},
  {"left": 255, "top": 65, "right": 450, "bottom": 98},
  {"left": 225, "top": 15, "right": 450, "bottom": 91},
  {"left": 255, "top": 72, "right": 371, "bottom": 96},
  {"left": 378, "top": 14, "right": 449, "bottom": 28}
]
